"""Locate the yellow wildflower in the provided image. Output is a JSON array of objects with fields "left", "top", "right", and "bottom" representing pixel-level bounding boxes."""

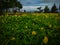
[
  {"left": 15, "top": 15, "right": 17, "bottom": 17},
  {"left": 49, "top": 24, "right": 52, "bottom": 28},
  {"left": 22, "top": 14, "right": 26, "bottom": 16},
  {"left": 41, "top": 27, "right": 44, "bottom": 30},
  {"left": 12, "top": 28, "right": 14, "bottom": 30},
  {"left": 11, "top": 37, "right": 15, "bottom": 40},
  {"left": 43, "top": 36, "right": 48, "bottom": 44},
  {"left": 32, "top": 31, "right": 36, "bottom": 35},
  {"left": 45, "top": 15, "right": 48, "bottom": 18}
]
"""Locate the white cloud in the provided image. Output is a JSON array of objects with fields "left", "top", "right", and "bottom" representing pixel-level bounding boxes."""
[
  {"left": 19, "top": 0, "right": 60, "bottom": 6},
  {"left": 21, "top": 3, "right": 53, "bottom": 11},
  {"left": 21, "top": 6, "right": 45, "bottom": 11},
  {"left": 18, "top": 0, "right": 60, "bottom": 11}
]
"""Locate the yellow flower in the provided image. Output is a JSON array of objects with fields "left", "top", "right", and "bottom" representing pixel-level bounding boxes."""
[
  {"left": 12, "top": 28, "right": 14, "bottom": 30},
  {"left": 43, "top": 36, "right": 48, "bottom": 44},
  {"left": 45, "top": 15, "right": 48, "bottom": 18},
  {"left": 32, "top": 31, "right": 37, "bottom": 35},
  {"left": 11, "top": 37, "right": 15, "bottom": 40},
  {"left": 49, "top": 24, "right": 52, "bottom": 28},
  {"left": 41, "top": 27, "right": 44, "bottom": 30},
  {"left": 22, "top": 14, "right": 27, "bottom": 16},
  {"left": 15, "top": 15, "right": 17, "bottom": 17}
]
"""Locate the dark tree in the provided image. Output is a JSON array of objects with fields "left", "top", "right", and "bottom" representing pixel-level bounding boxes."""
[
  {"left": 4, "top": 0, "right": 11, "bottom": 12},
  {"left": 16, "top": 1, "right": 22, "bottom": 12},
  {"left": 51, "top": 3, "right": 57, "bottom": 13},
  {"left": 37, "top": 7, "right": 41, "bottom": 11},
  {"left": 7, "top": 0, "right": 22, "bottom": 12},
  {"left": 0, "top": 0, "right": 4, "bottom": 15},
  {"left": 24, "top": 10, "right": 26, "bottom": 12},
  {"left": 59, "top": 4, "right": 60, "bottom": 10},
  {"left": 37, "top": 7, "right": 43, "bottom": 12},
  {"left": 44, "top": 5, "right": 50, "bottom": 13},
  {"left": 0, "top": 0, "right": 23, "bottom": 15}
]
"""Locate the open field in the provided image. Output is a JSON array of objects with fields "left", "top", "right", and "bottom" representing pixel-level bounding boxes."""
[{"left": 0, "top": 13, "right": 60, "bottom": 45}]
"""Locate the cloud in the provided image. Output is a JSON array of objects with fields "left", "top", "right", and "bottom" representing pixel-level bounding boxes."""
[
  {"left": 18, "top": 0, "right": 60, "bottom": 11},
  {"left": 19, "top": 0, "right": 60, "bottom": 6},
  {"left": 21, "top": 6, "right": 40, "bottom": 11},
  {"left": 21, "top": 4, "right": 52, "bottom": 11}
]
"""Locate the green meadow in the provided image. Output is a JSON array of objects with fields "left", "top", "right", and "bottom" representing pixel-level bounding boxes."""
[{"left": 0, "top": 13, "right": 60, "bottom": 45}]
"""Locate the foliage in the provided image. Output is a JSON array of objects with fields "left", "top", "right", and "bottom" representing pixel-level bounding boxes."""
[
  {"left": 44, "top": 5, "right": 50, "bottom": 13},
  {"left": 0, "top": 13, "right": 60, "bottom": 45},
  {"left": 0, "top": 0, "right": 22, "bottom": 15},
  {"left": 37, "top": 7, "right": 43, "bottom": 12},
  {"left": 59, "top": 4, "right": 60, "bottom": 10},
  {"left": 51, "top": 3, "right": 58, "bottom": 13}
]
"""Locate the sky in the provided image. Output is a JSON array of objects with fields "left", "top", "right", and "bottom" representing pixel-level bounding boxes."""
[{"left": 18, "top": 0, "right": 60, "bottom": 11}]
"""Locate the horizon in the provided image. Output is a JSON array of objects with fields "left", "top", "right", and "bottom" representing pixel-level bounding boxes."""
[{"left": 18, "top": 0, "right": 60, "bottom": 11}]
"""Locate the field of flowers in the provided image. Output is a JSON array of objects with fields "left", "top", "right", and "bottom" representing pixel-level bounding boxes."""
[{"left": 0, "top": 13, "right": 60, "bottom": 45}]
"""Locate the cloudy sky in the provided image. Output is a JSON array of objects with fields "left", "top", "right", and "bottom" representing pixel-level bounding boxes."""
[{"left": 18, "top": 0, "right": 60, "bottom": 11}]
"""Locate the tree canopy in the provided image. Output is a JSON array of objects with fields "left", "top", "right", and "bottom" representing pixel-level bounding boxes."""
[
  {"left": 0, "top": 0, "right": 22, "bottom": 15},
  {"left": 37, "top": 7, "right": 43, "bottom": 12},
  {"left": 59, "top": 4, "right": 60, "bottom": 10},
  {"left": 51, "top": 3, "right": 57, "bottom": 13},
  {"left": 44, "top": 5, "right": 50, "bottom": 13}
]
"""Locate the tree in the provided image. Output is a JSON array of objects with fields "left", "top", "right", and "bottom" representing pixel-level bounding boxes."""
[
  {"left": 6, "top": 0, "right": 22, "bottom": 12},
  {"left": 44, "top": 5, "right": 50, "bottom": 13},
  {"left": 16, "top": 1, "right": 22, "bottom": 12},
  {"left": 0, "top": 0, "right": 4, "bottom": 15},
  {"left": 4, "top": 0, "right": 11, "bottom": 12},
  {"left": 51, "top": 3, "right": 57, "bottom": 13},
  {"left": 59, "top": 4, "right": 60, "bottom": 10},
  {"left": 0, "top": 0, "right": 23, "bottom": 15},
  {"left": 24, "top": 10, "right": 26, "bottom": 12},
  {"left": 37, "top": 7, "right": 43, "bottom": 12}
]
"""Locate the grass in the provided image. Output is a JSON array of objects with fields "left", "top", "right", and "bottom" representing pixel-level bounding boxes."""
[{"left": 0, "top": 13, "right": 60, "bottom": 45}]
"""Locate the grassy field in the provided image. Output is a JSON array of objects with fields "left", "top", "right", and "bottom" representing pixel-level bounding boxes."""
[{"left": 0, "top": 13, "right": 60, "bottom": 45}]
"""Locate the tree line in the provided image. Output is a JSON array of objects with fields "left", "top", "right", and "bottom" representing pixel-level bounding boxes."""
[
  {"left": 0, "top": 0, "right": 60, "bottom": 15},
  {"left": 0, "top": 0, "right": 22, "bottom": 15},
  {"left": 37, "top": 3, "right": 60, "bottom": 13}
]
